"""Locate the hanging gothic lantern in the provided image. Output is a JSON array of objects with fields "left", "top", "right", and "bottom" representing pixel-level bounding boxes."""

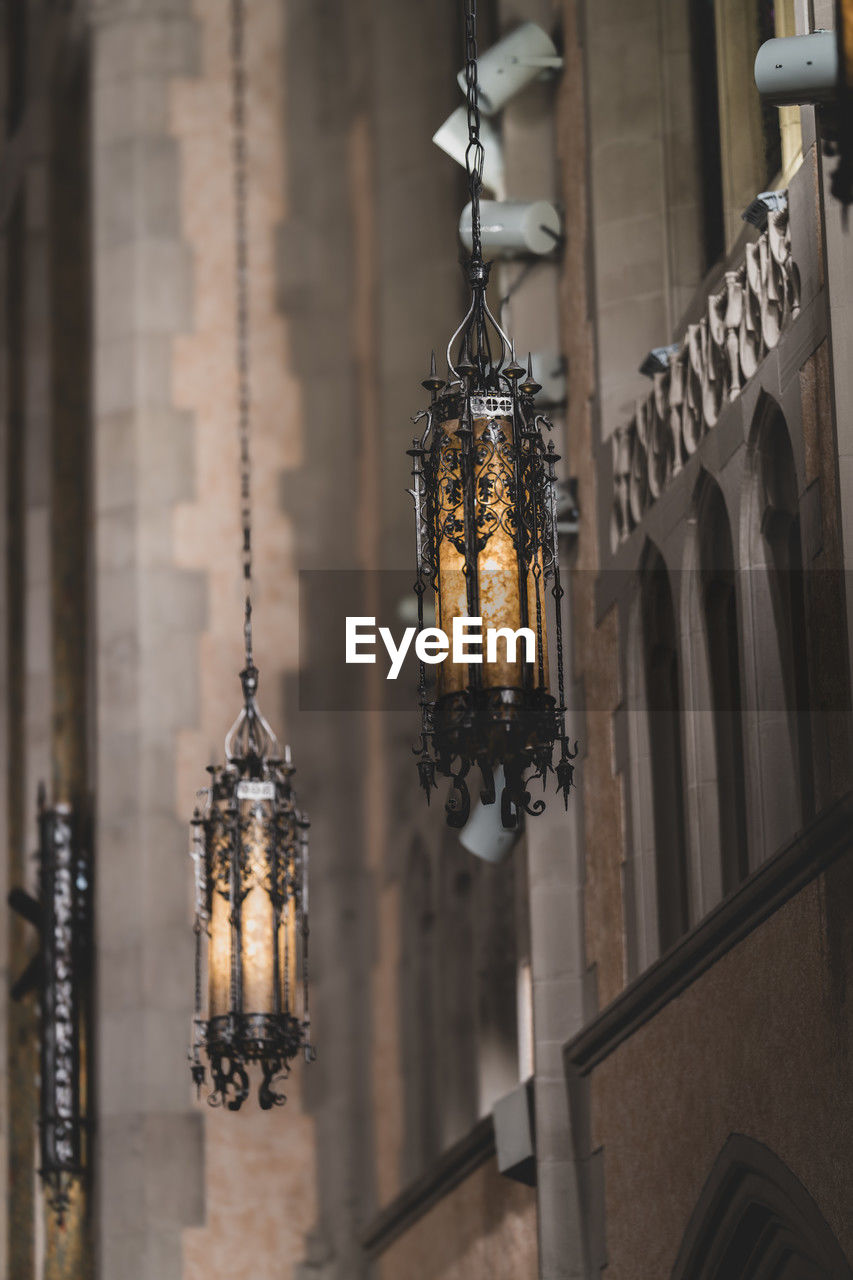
[
  {"left": 409, "top": 1, "right": 576, "bottom": 829},
  {"left": 188, "top": 0, "right": 313, "bottom": 1111},
  {"left": 9, "top": 791, "right": 91, "bottom": 1223},
  {"left": 189, "top": 611, "right": 312, "bottom": 1111}
]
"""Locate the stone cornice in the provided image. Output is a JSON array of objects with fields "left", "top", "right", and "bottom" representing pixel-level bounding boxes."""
[
  {"left": 361, "top": 1116, "right": 496, "bottom": 1259},
  {"left": 610, "top": 200, "right": 801, "bottom": 552}
]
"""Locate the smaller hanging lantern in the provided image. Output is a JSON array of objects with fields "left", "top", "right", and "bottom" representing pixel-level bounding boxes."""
[
  {"left": 9, "top": 789, "right": 91, "bottom": 1223},
  {"left": 188, "top": 0, "right": 312, "bottom": 1111},
  {"left": 408, "top": 0, "right": 576, "bottom": 829},
  {"left": 189, "top": 610, "right": 312, "bottom": 1111}
]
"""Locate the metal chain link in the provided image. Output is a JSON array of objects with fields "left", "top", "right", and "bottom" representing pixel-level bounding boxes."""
[
  {"left": 463, "top": 0, "right": 485, "bottom": 264},
  {"left": 230, "top": 0, "right": 253, "bottom": 647}
]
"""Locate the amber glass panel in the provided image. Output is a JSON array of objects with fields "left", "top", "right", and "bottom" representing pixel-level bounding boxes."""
[
  {"left": 435, "top": 416, "right": 548, "bottom": 695},
  {"left": 476, "top": 415, "right": 522, "bottom": 688},
  {"left": 279, "top": 890, "right": 299, "bottom": 1017},
  {"left": 207, "top": 799, "right": 233, "bottom": 1016},
  {"left": 208, "top": 890, "right": 231, "bottom": 1018},
  {"left": 240, "top": 807, "right": 274, "bottom": 1014},
  {"left": 241, "top": 883, "right": 273, "bottom": 1014}
]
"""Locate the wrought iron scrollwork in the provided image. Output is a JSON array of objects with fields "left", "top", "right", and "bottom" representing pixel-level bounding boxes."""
[{"left": 208, "top": 1051, "right": 250, "bottom": 1112}]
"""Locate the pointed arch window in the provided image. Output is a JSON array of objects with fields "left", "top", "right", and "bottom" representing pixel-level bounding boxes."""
[
  {"left": 759, "top": 410, "right": 814, "bottom": 823},
  {"left": 698, "top": 477, "right": 749, "bottom": 892},
  {"left": 641, "top": 550, "right": 690, "bottom": 951}
]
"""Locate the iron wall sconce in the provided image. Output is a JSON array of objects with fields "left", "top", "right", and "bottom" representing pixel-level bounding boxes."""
[{"left": 10, "top": 789, "right": 91, "bottom": 1224}]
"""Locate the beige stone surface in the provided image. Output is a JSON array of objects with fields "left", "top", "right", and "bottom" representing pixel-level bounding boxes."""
[
  {"left": 168, "top": 1, "right": 316, "bottom": 1274},
  {"left": 183, "top": 1103, "right": 316, "bottom": 1280},
  {"left": 556, "top": 0, "right": 627, "bottom": 1008},
  {"left": 346, "top": 104, "right": 405, "bottom": 1210},
  {"left": 590, "top": 872, "right": 853, "bottom": 1277},
  {"left": 378, "top": 1162, "right": 538, "bottom": 1280}
]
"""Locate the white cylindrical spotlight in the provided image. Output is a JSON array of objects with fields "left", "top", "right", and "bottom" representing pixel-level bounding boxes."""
[
  {"left": 754, "top": 31, "right": 837, "bottom": 106},
  {"left": 458, "top": 769, "right": 522, "bottom": 863},
  {"left": 456, "top": 21, "right": 560, "bottom": 115},
  {"left": 432, "top": 107, "right": 505, "bottom": 198},
  {"left": 459, "top": 199, "right": 560, "bottom": 257}
]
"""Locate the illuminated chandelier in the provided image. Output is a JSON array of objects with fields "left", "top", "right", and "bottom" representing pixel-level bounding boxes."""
[
  {"left": 409, "top": 0, "right": 576, "bottom": 829},
  {"left": 188, "top": 0, "right": 313, "bottom": 1111}
]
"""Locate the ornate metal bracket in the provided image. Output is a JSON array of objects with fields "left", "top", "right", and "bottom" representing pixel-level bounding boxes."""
[{"left": 9, "top": 790, "right": 91, "bottom": 1225}]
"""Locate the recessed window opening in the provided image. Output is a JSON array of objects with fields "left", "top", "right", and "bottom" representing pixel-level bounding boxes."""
[
  {"left": 761, "top": 414, "right": 814, "bottom": 822},
  {"left": 699, "top": 481, "right": 749, "bottom": 893},
  {"left": 642, "top": 552, "right": 690, "bottom": 950}
]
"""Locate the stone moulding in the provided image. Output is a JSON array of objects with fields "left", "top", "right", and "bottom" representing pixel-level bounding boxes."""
[
  {"left": 361, "top": 1115, "right": 496, "bottom": 1258},
  {"left": 564, "top": 790, "right": 853, "bottom": 1079},
  {"left": 610, "top": 200, "right": 801, "bottom": 551}
]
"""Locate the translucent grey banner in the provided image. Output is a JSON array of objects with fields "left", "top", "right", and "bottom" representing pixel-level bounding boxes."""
[{"left": 297, "top": 569, "right": 848, "bottom": 713}]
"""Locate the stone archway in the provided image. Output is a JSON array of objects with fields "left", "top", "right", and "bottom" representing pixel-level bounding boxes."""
[{"left": 671, "top": 1134, "right": 852, "bottom": 1279}]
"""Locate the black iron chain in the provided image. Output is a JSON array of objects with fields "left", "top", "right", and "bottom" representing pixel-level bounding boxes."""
[
  {"left": 230, "top": 0, "right": 253, "bottom": 640},
  {"left": 463, "top": 0, "right": 485, "bottom": 264}
]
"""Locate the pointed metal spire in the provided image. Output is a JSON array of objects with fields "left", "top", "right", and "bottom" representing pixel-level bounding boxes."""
[
  {"left": 457, "top": 335, "right": 476, "bottom": 378},
  {"left": 504, "top": 341, "right": 525, "bottom": 382},
  {"left": 422, "top": 349, "right": 446, "bottom": 395},
  {"left": 520, "top": 352, "right": 542, "bottom": 397}
]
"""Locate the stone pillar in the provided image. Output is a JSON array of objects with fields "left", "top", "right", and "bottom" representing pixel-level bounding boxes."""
[
  {"left": 489, "top": 0, "right": 593, "bottom": 1272},
  {"left": 46, "top": 26, "right": 94, "bottom": 1277},
  {"left": 13, "top": 22, "right": 60, "bottom": 1269},
  {"left": 4, "top": 169, "right": 41, "bottom": 1280},
  {"left": 816, "top": 1, "right": 853, "bottom": 790},
  {"left": 89, "top": 2, "right": 205, "bottom": 1275}
]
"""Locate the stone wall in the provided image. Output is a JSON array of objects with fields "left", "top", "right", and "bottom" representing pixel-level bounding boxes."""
[
  {"left": 90, "top": 2, "right": 205, "bottom": 1275},
  {"left": 589, "top": 867, "right": 853, "bottom": 1277},
  {"left": 377, "top": 1162, "right": 538, "bottom": 1280},
  {"left": 167, "top": 1, "right": 318, "bottom": 1273},
  {"left": 566, "top": 1, "right": 853, "bottom": 1275}
]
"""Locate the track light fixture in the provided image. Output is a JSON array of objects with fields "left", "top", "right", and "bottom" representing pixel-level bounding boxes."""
[
  {"left": 459, "top": 199, "right": 562, "bottom": 257},
  {"left": 433, "top": 106, "right": 505, "bottom": 197},
  {"left": 455, "top": 21, "right": 562, "bottom": 115}
]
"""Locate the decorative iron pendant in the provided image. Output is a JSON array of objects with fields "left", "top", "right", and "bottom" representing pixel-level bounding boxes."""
[
  {"left": 409, "top": 268, "right": 577, "bottom": 829},
  {"left": 188, "top": 0, "right": 314, "bottom": 1112},
  {"left": 9, "top": 792, "right": 91, "bottom": 1224},
  {"left": 409, "top": 0, "right": 576, "bottom": 830},
  {"left": 189, "top": 612, "right": 313, "bottom": 1111}
]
